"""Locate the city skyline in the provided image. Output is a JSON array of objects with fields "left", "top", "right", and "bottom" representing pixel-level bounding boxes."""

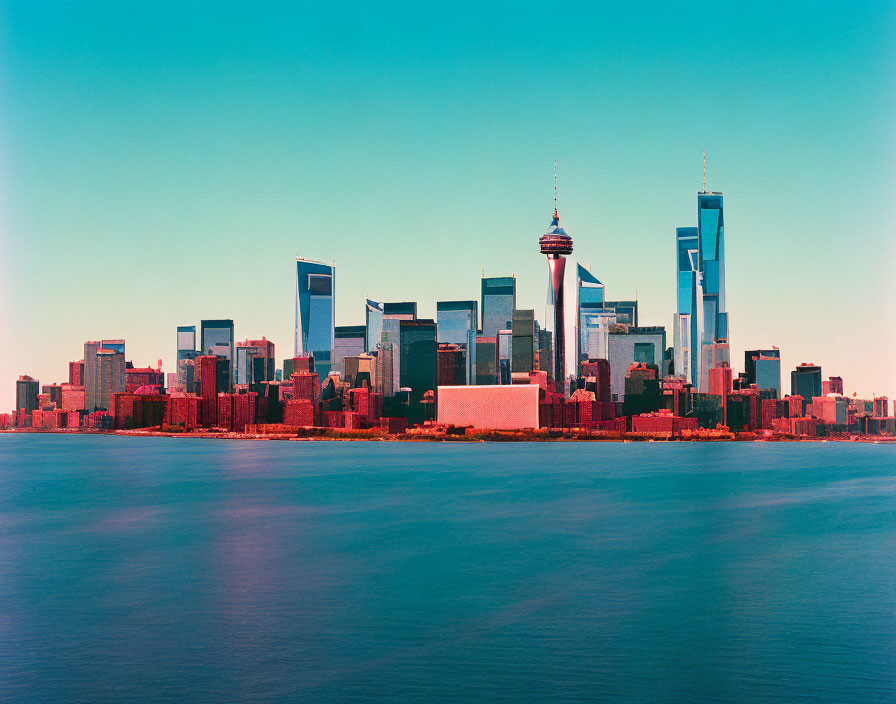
[{"left": 2, "top": 1, "right": 895, "bottom": 410}]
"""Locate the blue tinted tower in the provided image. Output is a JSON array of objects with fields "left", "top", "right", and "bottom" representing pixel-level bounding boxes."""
[
  {"left": 576, "top": 263, "right": 605, "bottom": 373},
  {"left": 295, "top": 258, "right": 335, "bottom": 376},
  {"left": 697, "top": 158, "right": 729, "bottom": 387},
  {"left": 673, "top": 227, "right": 703, "bottom": 387}
]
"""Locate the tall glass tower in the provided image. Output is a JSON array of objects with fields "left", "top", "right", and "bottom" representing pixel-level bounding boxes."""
[
  {"left": 673, "top": 227, "right": 702, "bottom": 387},
  {"left": 480, "top": 277, "right": 515, "bottom": 339},
  {"left": 576, "top": 263, "right": 605, "bottom": 373},
  {"left": 697, "top": 190, "right": 729, "bottom": 388},
  {"left": 295, "top": 258, "right": 335, "bottom": 377}
]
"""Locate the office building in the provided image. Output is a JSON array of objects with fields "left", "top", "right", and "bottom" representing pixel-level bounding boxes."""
[
  {"left": 481, "top": 276, "right": 516, "bottom": 339},
  {"left": 84, "top": 341, "right": 126, "bottom": 411},
  {"left": 576, "top": 264, "right": 606, "bottom": 373},
  {"left": 398, "top": 319, "right": 437, "bottom": 403},
  {"left": 200, "top": 320, "right": 234, "bottom": 390},
  {"left": 697, "top": 185, "right": 730, "bottom": 387},
  {"left": 791, "top": 364, "right": 822, "bottom": 408},
  {"left": 332, "top": 326, "right": 366, "bottom": 377},
  {"left": 753, "top": 354, "right": 782, "bottom": 398},
  {"left": 608, "top": 326, "right": 667, "bottom": 401},
  {"left": 437, "top": 300, "right": 478, "bottom": 384},
  {"left": 235, "top": 338, "right": 276, "bottom": 386},
  {"left": 16, "top": 376, "right": 39, "bottom": 413},
  {"left": 176, "top": 325, "right": 198, "bottom": 390},
  {"left": 511, "top": 309, "right": 536, "bottom": 374},
  {"left": 68, "top": 361, "right": 85, "bottom": 387},
  {"left": 383, "top": 302, "right": 417, "bottom": 321},
  {"left": 365, "top": 299, "right": 384, "bottom": 351},
  {"left": 295, "top": 258, "right": 335, "bottom": 376},
  {"left": 437, "top": 344, "right": 466, "bottom": 388},
  {"left": 475, "top": 336, "right": 498, "bottom": 385},
  {"left": 603, "top": 300, "right": 638, "bottom": 327},
  {"left": 497, "top": 329, "right": 512, "bottom": 385},
  {"left": 673, "top": 227, "right": 703, "bottom": 387}
]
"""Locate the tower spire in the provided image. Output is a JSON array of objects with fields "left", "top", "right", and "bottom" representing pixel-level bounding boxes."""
[
  {"left": 553, "top": 160, "right": 558, "bottom": 218},
  {"left": 702, "top": 148, "right": 706, "bottom": 192}
]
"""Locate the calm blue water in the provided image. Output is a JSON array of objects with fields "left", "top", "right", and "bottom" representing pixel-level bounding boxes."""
[{"left": 1, "top": 435, "right": 895, "bottom": 703}]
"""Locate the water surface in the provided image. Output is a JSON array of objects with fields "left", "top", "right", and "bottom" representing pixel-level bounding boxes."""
[{"left": 1, "top": 435, "right": 895, "bottom": 702}]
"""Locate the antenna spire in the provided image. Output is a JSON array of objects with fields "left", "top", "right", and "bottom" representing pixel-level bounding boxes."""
[
  {"left": 702, "top": 148, "right": 706, "bottom": 192},
  {"left": 553, "top": 160, "right": 558, "bottom": 217}
]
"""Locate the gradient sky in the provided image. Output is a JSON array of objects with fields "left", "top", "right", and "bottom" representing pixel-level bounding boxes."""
[{"left": 2, "top": 1, "right": 895, "bottom": 411}]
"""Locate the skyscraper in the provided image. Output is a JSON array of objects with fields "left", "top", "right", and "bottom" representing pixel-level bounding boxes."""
[
  {"left": 365, "top": 299, "right": 384, "bottom": 352},
  {"left": 576, "top": 263, "right": 605, "bottom": 374},
  {"left": 84, "top": 340, "right": 126, "bottom": 411},
  {"left": 539, "top": 171, "right": 574, "bottom": 394},
  {"left": 200, "top": 320, "right": 234, "bottom": 391},
  {"left": 511, "top": 309, "right": 536, "bottom": 374},
  {"left": 437, "top": 300, "right": 478, "bottom": 384},
  {"left": 16, "top": 375, "right": 39, "bottom": 413},
  {"left": 673, "top": 227, "right": 703, "bottom": 387},
  {"left": 235, "top": 338, "right": 276, "bottom": 385},
  {"left": 176, "top": 325, "right": 198, "bottom": 391},
  {"left": 295, "top": 258, "right": 335, "bottom": 376},
  {"left": 791, "top": 363, "right": 822, "bottom": 406},
  {"left": 398, "top": 319, "right": 437, "bottom": 403},
  {"left": 697, "top": 181, "right": 729, "bottom": 388},
  {"left": 333, "top": 326, "right": 366, "bottom": 377},
  {"left": 480, "top": 277, "right": 515, "bottom": 339}
]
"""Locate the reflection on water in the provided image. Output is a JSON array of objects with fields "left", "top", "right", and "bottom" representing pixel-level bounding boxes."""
[{"left": 1, "top": 436, "right": 895, "bottom": 703}]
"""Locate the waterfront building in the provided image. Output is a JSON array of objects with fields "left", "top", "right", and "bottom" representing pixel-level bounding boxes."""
[
  {"left": 295, "top": 258, "right": 335, "bottom": 376},
  {"left": 481, "top": 276, "right": 516, "bottom": 339},
  {"left": 16, "top": 376, "right": 39, "bottom": 413},
  {"left": 399, "top": 319, "right": 437, "bottom": 403},
  {"left": 200, "top": 320, "right": 234, "bottom": 389},
  {"left": 673, "top": 227, "right": 703, "bottom": 387},
  {"left": 437, "top": 384, "right": 540, "bottom": 430},
  {"left": 607, "top": 326, "right": 667, "bottom": 401}
]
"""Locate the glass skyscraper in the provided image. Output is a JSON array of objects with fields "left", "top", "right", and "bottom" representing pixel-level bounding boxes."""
[
  {"left": 698, "top": 191, "right": 729, "bottom": 387},
  {"left": 365, "top": 299, "right": 384, "bottom": 352},
  {"left": 437, "top": 301, "right": 478, "bottom": 384},
  {"left": 480, "top": 276, "right": 515, "bottom": 339},
  {"left": 295, "top": 258, "right": 335, "bottom": 377},
  {"left": 673, "top": 227, "right": 702, "bottom": 387},
  {"left": 200, "top": 319, "right": 234, "bottom": 391},
  {"left": 576, "top": 263, "right": 605, "bottom": 373},
  {"left": 398, "top": 319, "right": 437, "bottom": 403}
]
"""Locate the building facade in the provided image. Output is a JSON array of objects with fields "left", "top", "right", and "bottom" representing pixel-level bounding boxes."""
[{"left": 295, "top": 258, "right": 335, "bottom": 376}]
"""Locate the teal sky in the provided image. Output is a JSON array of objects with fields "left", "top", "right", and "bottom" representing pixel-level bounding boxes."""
[{"left": 2, "top": 1, "right": 895, "bottom": 410}]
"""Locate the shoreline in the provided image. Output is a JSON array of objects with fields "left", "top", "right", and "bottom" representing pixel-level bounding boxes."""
[{"left": 2, "top": 427, "right": 894, "bottom": 444}]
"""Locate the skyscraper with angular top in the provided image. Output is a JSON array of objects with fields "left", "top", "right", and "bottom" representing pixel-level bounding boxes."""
[
  {"left": 295, "top": 258, "right": 335, "bottom": 376},
  {"left": 673, "top": 227, "right": 702, "bottom": 387}
]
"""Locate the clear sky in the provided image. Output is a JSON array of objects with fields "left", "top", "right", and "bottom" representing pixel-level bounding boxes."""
[{"left": 2, "top": 1, "right": 895, "bottom": 410}]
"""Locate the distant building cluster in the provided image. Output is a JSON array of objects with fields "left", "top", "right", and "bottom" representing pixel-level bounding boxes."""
[{"left": 5, "top": 183, "right": 894, "bottom": 439}]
